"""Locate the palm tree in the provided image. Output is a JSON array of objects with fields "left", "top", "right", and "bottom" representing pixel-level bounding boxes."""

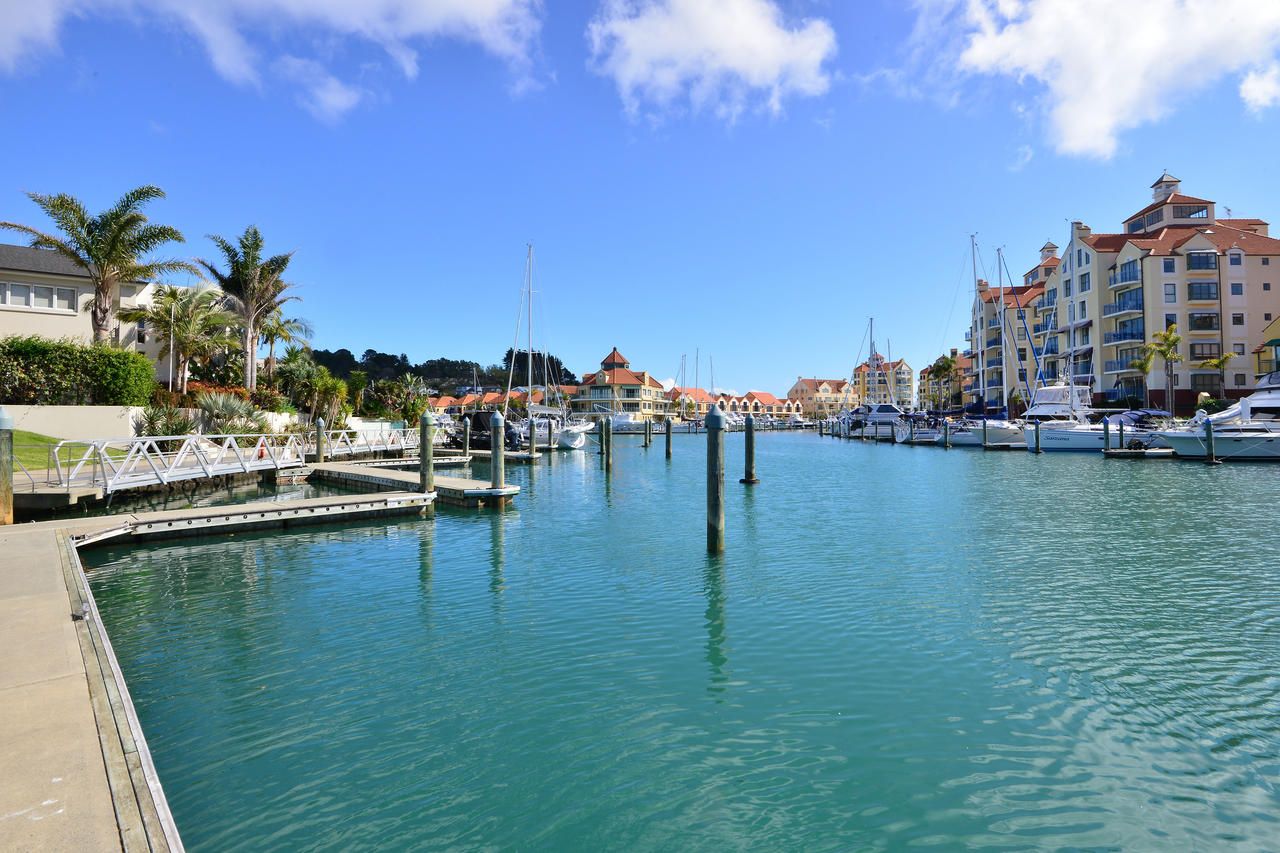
[
  {"left": 347, "top": 370, "right": 370, "bottom": 415},
  {"left": 1199, "top": 351, "right": 1235, "bottom": 397},
  {"left": 260, "top": 310, "right": 313, "bottom": 385},
  {"left": 198, "top": 226, "right": 297, "bottom": 391},
  {"left": 118, "top": 285, "right": 239, "bottom": 394},
  {"left": 0, "top": 186, "right": 196, "bottom": 342},
  {"left": 1142, "top": 324, "right": 1183, "bottom": 413},
  {"left": 1127, "top": 350, "right": 1155, "bottom": 407},
  {"left": 930, "top": 354, "right": 956, "bottom": 411}
]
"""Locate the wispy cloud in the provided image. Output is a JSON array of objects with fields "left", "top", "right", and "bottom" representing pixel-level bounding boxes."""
[
  {"left": 274, "top": 56, "right": 364, "bottom": 122},
  {"left": 882, "top": 0, "right": 1280, "bottom": 159},
  {"left": 0, "top": 0, "right": 541, "bottom": 119},
  {"left": 1008, "top": 144, "right": 1033, "bottom": 172},
  {"left": 587, "top": 0, "right": 837, "bottom": 122}
]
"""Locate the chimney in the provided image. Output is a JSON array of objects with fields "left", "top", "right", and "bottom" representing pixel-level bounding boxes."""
[{"left": 1071, "top": 220, "right": 1092, "bottom": 240}]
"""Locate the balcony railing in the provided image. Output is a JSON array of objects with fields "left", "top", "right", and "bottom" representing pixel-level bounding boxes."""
[
  {"left": 1187, "top": 283, "right": 1219, "bottom": 301},
  {"left": 1033, "top": 321, "right": 1055, "bottom": 334},
  {"left": 986, "top": 377, "right": 1001, "bottom": 388},
  {"left": 986, "top": 357, "right": 1002, "bottom": 368},
  {"left": 1104, "top": 359, "right": 1141, "bottom": 373},
  {"left": 986, "top": 335, "right": 1002, "bottom": 348},
  {"left": 1037, "top": 340, "right": 1060, "bottom": 356},
  {"left": 1105, "top": 325, "right": 1145, "bottom": 345},
  {"left": 1103, "top": 294, "right": 1144, "bottom": 316},
  {"left": 1257, "top": 358, "right": 1276, "bottom": 375},
  {"left": 964, "top": 329, "right": 972, "bottom": 341}
]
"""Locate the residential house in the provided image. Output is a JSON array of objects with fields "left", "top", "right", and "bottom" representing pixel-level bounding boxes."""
[{"left": 787, "top": 377, "right": 856, "bottom": 418}]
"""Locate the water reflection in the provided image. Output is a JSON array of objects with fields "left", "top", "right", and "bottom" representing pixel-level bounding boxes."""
[
  {"left": 417, "top": 527, "right": 433, "bottom": 628},
  {"left": 703, "top": 555, "right": 728, "bottom": 697},
  {"left": 488, "top": 507, "right": 506, "bottom": 609}
]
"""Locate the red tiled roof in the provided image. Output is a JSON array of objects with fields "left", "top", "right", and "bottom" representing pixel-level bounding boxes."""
[
  {"left": 667, "top": 386, "right": 715, "bottom": 403},
  {"left": 1125, "top": 192, "right": 1213, "bottom": 223},
  {"left": 1083, "top": 233, "right": 1130, "bottom": 253},
  {"left": 581, "top": 368, "right": 663, "bottom": 389},
  {"left": 601, "top": 347, "right": 629, "bottom": 367},
  {"left": 1022, "top": 256, "right": 1060, "bottom": 278},
  {"left": 744, "top": 390, "right": 783, "bottom": 405},
  {"left": 791, "top": 377, "right": 847, "bottom": 392},
  {"left": 1128, "top": 223, "right": 1280, "bottom": 256}
]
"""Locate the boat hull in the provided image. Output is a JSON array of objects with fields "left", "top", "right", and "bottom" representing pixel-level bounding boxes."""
[{"left": 1157, "top": 429, "right": 1280, "bottom": 460}]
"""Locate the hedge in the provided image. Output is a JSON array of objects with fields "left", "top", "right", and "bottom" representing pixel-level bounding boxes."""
[{"left": 0, "top": 335, "right": 157, "bottom": 406}]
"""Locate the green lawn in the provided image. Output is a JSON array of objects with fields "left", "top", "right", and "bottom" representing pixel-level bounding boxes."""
[{"left": 12, "top": 429, "right": 63, "bottom": 472}]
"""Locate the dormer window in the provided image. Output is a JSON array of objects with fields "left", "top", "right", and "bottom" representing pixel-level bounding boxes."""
[
  {"left": 1230, "top": 253, "right": 1242, "bottom": 266},
  {"left": 1174, "top": 204, "right": 1208, "bottom": 219}
]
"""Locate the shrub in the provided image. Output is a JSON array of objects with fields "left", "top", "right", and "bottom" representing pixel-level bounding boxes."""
[
  {"left": 135, "top": 404, "right": 197, "bottom": 438},
  {"left": 185, "top": 381, "right": 249, "bottom": 402},
  {"left": 250, "top": 387, "right": 287, "bottom": 412},
  {"left": 0, "top": 336, "right": 156, "bottom": 405},
  {"left": 196, "top": 391, "right": 269, "bottom": 435}
]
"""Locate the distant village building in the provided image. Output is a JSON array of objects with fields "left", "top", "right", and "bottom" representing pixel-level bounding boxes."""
[
  {"left": 571, "top": 348, "right": 670, "bottom": 421},
  {"left": 853, "top": 355, "right": 913, "bottom": 407}
]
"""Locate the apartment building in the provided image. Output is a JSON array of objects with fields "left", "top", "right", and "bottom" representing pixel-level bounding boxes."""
[
  {"left": 0, "top": 243, "right": 173, "bottom": 382},
  {"left": 918, "top": 347, "right": 971, "bottom": 411},
  {"left": 852, "top": 354, "right": 913, "bottom": 408},
  {"left": 787, "top": 377, "right": 856, "bottom": 418},
  {"left": 966, "top": 272, "right": 1045, "bottom": 414},
  {"left": 571, "top": 348, "right": 671, "bottom": 421}
]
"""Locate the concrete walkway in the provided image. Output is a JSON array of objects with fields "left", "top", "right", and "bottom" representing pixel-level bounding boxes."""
[{"left": 1, "top": 490, "right": 435, "bottom": 851}]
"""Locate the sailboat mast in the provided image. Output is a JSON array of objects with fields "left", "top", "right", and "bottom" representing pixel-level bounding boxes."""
[
  {"left": 973, "top": 234, "right": 984, "bottom": 416},
  {"left": 997, "top": 246, "right": 1008, "bottom": 416},
  {"left": 526, "top": 244, "right": 534, "bottom": 403}
]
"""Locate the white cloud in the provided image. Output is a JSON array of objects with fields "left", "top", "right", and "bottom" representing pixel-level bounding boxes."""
[
  {"left": 954, "top": 0, "right": 1280, "bottom": 158},
  {"left": 0, "top": 0, "right": 540, "bottom": 117},
  {"left": 587, "top": 0, "right": 837, "bottom": 121},
  {"left": 275, "top": 56, "right": 364, "bottom": 122},
  {"left": 1008, "top": 144, "right": 1032, "bottom": 172},
  {"left": 1241, "top": 62, "right": 1280, "bottom": 112}
]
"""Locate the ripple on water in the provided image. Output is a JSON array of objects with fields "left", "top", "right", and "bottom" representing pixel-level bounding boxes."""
[{"left": 84, "top": 434, "right": 1280, "bottom": 850}]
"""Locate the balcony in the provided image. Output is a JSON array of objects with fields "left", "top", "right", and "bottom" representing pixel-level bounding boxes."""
[
  {"left": 1103, "top": 294, "right": 1144, "bottom": 316},
  {"left": 964, "top": 329, "right": 972, "bottom": 341},
  {"left": 1033, "top": 320, "right": 1055, "bottom": 334},
  {"left": 986, "top": 377, "right": 1001, "bottom": 388},
  {"left": 986, "top": 335, "right": 1002, "bottom": 348},
  {"left": 1105, "top": 325, "right": 1145, "bottom": 345},
  {"left": 1036, "top": 340, "right": 1060, "bottom": 356},
  {"left": 1104, "top": 359, "right": 1142, "bottom": 373},
  {"left": 986, "top": 356, "right": 1002, "bottom": 369},
  {"left": 1187, "top": 283, "right": 1219, "bottom": 302}
]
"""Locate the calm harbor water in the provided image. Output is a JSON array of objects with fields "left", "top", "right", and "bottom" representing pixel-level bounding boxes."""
[{"left": 85, "top": 433, "right": 1280, "bottom": 850}]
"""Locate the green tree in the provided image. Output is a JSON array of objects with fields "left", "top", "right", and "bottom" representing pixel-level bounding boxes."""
[
  {"left": 1142, "top": 324, "right": 1183, "bottom": 413},
  {"left": 0, "top": 186, "right": 196, "bottom": 342},
  {"left": 1127, "top": 350, "right": 1156, "bottom": 408},
  {"left": 1199, "top": 350, "right": 1235, "bottom": 397},
  {"left": 260, "top": 310, "right": 313, "bottom": 385},
  {"left": 198, "top": 226, "right": 297, "bottom": 391},
  {"left": 118, "top": 285, "right": 239, "bottom": 393},
  {"left": 347, "top": 370, "right": 370, "bottom": 415}
]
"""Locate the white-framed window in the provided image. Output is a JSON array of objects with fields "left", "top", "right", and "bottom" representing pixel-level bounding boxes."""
[
  {"left": 1234, "top": 343, "right": 1246, "bottom": 355},
  {"left": 0, "top": 282, "right": 78, "bottom": 312},
  {"left": 1164, "top": 283, "right": 1177, "bottom": 303}
]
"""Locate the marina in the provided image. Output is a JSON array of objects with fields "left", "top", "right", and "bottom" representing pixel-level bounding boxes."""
[{"left": 52, "top": 431, "right": 1280, "bottom": 850}]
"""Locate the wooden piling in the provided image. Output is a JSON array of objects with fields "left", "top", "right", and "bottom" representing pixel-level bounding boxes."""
[
  {"left": 420, "top": 412, "right": 434, "bottom": 493},
  {"left": 1118, "top": 421, "right": 1125, "bottom": 449},
  {"left": 490, "top": 411, "right": 506, "bottom": 489},
  {"left": 1102, "top": 416, "right": 1111, "bottom": 452},
  {"left": 315, "top": 417, "right": 327, "bottom": 463},
  {"left": 942, "top": 419, "right": 950, "bottom": 449},
  {"left": 463, "top": 418, "right": 471, "bottom": 457},
  {"left": 0, "top": 407, "right": 13, "bottom": 525},
  {"left": 604, "top": 417, "right": 613, "bottom": 473},
  {"left": 529, "top": 414, "right": 538, "bottom": 456},
  {"left": 644, "top": 418, "right": 652, "bottom": 448},
  {"left": 1033, "top": 420, "right": 1042, "bottom": 454},
  {"left": 665, "top": 418, "right": 673, "bottom": 459},
  {"left": 981, "top": 418, "right": 988, "bottom": 450},
  {"left": 740, "top": 414, "right": 759, "bottom": 484},
  {"left": 706, "top": 405, "right": 725, "bottom": 553},
  {"left": 1205, "top": 420, "right": 1220, "bottom": 465}
]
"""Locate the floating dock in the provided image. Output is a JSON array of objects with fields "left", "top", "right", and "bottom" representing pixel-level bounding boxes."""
[{"left": 309, "top": 461, "right": 518, "bottom": 508}]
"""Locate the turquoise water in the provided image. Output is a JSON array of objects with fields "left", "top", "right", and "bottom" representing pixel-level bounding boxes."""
[{"left": 85, "top": 434, "right": 1280, "bottom": 850}]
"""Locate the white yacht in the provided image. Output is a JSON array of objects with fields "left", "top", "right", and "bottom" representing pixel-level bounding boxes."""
[
  {"left": 608, "top": 412, "right": 649, "bottom": 434},
  {"left": 1156, "top": 371, "right": 1280, "bottom": 460},
  {"left": 1020, "top": 383, "right": 1096, "bottom": 451},
  {"left": 937, "top": 417, "right": 1023, "bottom": 447}
]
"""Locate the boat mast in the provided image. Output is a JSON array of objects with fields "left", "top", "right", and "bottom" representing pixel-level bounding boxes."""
[
  {"left": 973, "top": 234, "right": 985, "bottom": 417},
  {"left": 526, "top": 243, "right": 534, "bottom": 410},
  {"left": 997, "top": 246, "right": 1008, "bottom": 417}
]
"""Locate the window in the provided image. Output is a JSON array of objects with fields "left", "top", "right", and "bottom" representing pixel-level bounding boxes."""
[
  {"left": 1080, "top": 328, "right": 1090, "bottom": 345},
  {"left": 1018, "top": 348, "right": 1026, "bottom": 361},
  {"left": 1187, "top": 282, "right": 1218, "bottom": 300},
  {"left": 1163, "top": 257, "right": 1175, "bottom": 273},
  {"left": 1236, "top": 373, "right": 1247, "bottom": 386},
  {"left": 1018, "top": 369, "right": 1027, "bottom": 382},
  {"left": 1228, "top": 253, "right": 1243, "bottom": 266},
  {"left": 1080, "top": 272, "right": 1091, "bottom": 292},
  {"left": 1164, "top": 283, "right": 1177, "bottom": 303},
  {"left": 1268, "top": 313, "right": 1275, "bottom": 322},
  {"left": 1174, "top": 374, "right": 1181, "bottom": 386},
  {"left": 32, "top": 285, "right": 54, "bottom": 308},
  {"left": 0, "top": 287, "right": 5, "bottom": 304},
  {"left": 136, "top": 319, "right": 147, "bottom": 345},
  {"left": 1266, "top": 283, "right": 1273, "bottom": 291},
  {"left": 1188, "top": 312, "right": 1220, "bottom": 331},
  {"left": 1077, "top": 248, "right": 1083, "bottom": 265},
  {"left": 1079, "top": 300, "right": 1087, "bottom": 319},
  {"left": 1230, "top": 282, "right": 1244, "bottom": 296},
  {"left": 1017, "top": 327, "right": 1026, "bottom": 339},
  {"left": 1165, "top": 313, "right": 1177, "bottom": 329},
  {"left": 1064, "top": 278, "right": 1072, "bottom": 297},
  {"left": 1187, "top": 252, "right": 1218, "bottom": 270},
  {"left": 1234, "top": 343, "right": 1246, "bottom": 355},
  {"left": 1263, "top": 258, "right": 1270, "bottom": 265},
  {"left": 1174, "top": 204, "right": 1209, "bottom": 219},
  {"left": 1119, "top": 259, "right": 1140, "bottom": 282},
  {"left": 1068, "top": 303, "right": 1075, "bottom": 322},
  {"left": 1232, "top": 313, "right": 1244, "bottom": 326},
  {"left": 1145, "top": 209, "right": 1164, "bottom": 228},
  {"left": 1190, "top": 343, "right": 1220, "bottom": 359},
  {"left": 56, "top": 288, "right": 75, "bottom": 311},
  {"left": 1191, "top": 374, "right": 1219, "bottom": 393},
  {"left": 9, "top": 284, "right": 30, "bottom": 306},
  {"left": 1127, "top": 219, "right": 1145, "bottom": 233}
]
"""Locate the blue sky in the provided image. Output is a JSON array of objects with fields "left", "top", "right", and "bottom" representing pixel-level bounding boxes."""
[{"left": 3, "top": 0, "right": 1280, "bottom": 393}]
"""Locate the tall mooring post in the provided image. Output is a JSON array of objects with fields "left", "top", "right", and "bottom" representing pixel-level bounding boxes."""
[
  {"left": 315, "top": 417, "right": 327, "bottom": 463},
  {"left": 0, "top": 406, "right": 13, "bottom": 526},
  {"left": 1205, "top": 420, "right": 1221, "bottom": 465},
  {"left": 604, "top": 417, "right": 613, "bottom": 473},
  {"left": 644, "top": 418, "right": 652, "bottom": 448},
  {"left": 706, "top": 405, "right": 725, "bottom": 553},
  {"left": 419, "top": 412, "right": 434, "bottom": 493},
  {"left": 741, "top": 414, "right": 759, "bottom": 485},
  {"left": 490, "top": 410, "right": 506, "bottom": 489},
  {"left": 981, "top": 418, "right": 988, "bottom": 450},
  {"left": 463, "top": 418, "right": 471, "bottom": 457},
  {"left": 529, "top": 415, "right": 538, "bottom": 456},
  {"left": 942, "top": 419, "right": 951, "bottom": 449},
  {"left": 665, "top": 418, "right": 673, "bottom": 459},
  {"left": 1102, "top": 417, "right": 1111, "bottom": 452},
  {"left": 1033, "top": 420, "right": 1042, "bottom": 454},
  {"left": 1118, "top": 421, "right": 1125, "bottom": 449}
]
